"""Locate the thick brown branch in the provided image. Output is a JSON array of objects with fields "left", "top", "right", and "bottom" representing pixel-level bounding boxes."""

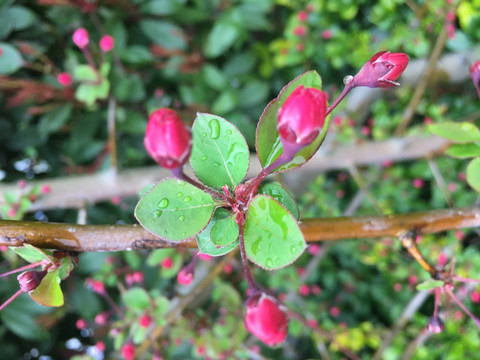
[{"left": 0, "top": 206, "right": 478, "bottom": 252}]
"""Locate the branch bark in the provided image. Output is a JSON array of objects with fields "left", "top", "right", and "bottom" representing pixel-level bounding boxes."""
[{"left": 1, "top": 206, "right": 478, "bottom": 252}]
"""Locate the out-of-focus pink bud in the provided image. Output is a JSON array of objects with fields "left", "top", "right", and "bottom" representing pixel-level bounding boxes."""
[
  {"left": 351, "top": 51, "right": 409, "bottom": 88},
  {"left": 427, "top": 315, "right": 444, "bottom": 333},
  {"left": 95, "top": 312, "right": 109, "bottom": 325},
  {"left": 144, "top": 108, "right": 192, "bottom": 169},
  {"left": 470, "top": 61, "right": 480, "bottom": 98},
  {"left": 57, "top": 73, "right": 72, "bottom": 87},
  {"left": 17, "top": 270, "right": 47, "bottom": 292},
  {"left": 139, "top": 314, "right": 151, "bottom": 328},
  {"left": 277, "top": 85, "right": 327, "bottom": 146},
  {"left": 161, "top": 257, "right": 173, "bottom": 269},
  {"left": 85, "top": 278, "right": 106, "bottom": 295},
  {"left": 41, "top": 184, "right": 51, "bottom": 194},
  {"left": 121, "top": 342, "right": 135, "bottom": 360},
  {"left": 297, "top": 11, "right": 308, "bottom": 22},
  {"left": 293, "top": 25, "right": 306, "bottom": 36},
  {"left": 244, "top": 292, "right": 289, "bottom": 346},
  {"left": 99, "top": 35, "right": 115, "bottom": 52},
  {"left": 76, "top": 318, "right": 87, "bottom": 330},
  {"left": 177, "top": 268, "right": 194, "bottom": 285},
  {"left": 73, "top": 28, "right": 89, "bottom": 49}
]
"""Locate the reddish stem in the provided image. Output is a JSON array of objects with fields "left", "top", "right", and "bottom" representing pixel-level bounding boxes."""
[
  {"left": 0, "top": 261, "right": 44, "bottom": 278},
  {"left": 326, "top": 82, "right": 354, "bottom": 116},
  {"left": 0, "top": 289, "right": 23, "bottom": 311}
]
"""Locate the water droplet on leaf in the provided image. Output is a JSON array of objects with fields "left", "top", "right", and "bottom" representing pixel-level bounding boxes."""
[
  {"left": 153, "top": 210, "right": 163, "bottom": 218},
  {"left": 178, "top": 215, "right": 185, "bottom": 221},
  {"left": 183, "top": 196, "right": 191, "bottom": 202},
  {"left": 265, "top": 258, "right": 273, "bottom": 268},
  {"left": 226, "top": 129, "right": 232, "bottom": 135},
  {"left": 158, "top": 198, "right": 169, "bottom": 208},
  {"left": 177, "top": 192, "right": 183, "bottom": 197},
  {"left": 201, "top": 155, "right": 207, "bottom": 161},
  {"left": 251, "top": 237, "right": 262, "bottom": 255},
  {"left": 209, "top": 118, "right": 220, "bottom": 139}
]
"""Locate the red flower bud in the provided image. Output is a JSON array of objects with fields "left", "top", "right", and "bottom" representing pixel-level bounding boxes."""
[
  {"left": 72, "top": 28, "right": 89, "bottom": 49},
  {"left": 17, "top": 270, "right": 47, "bottom": 292},
  {"left": 177, "top": 268, "right": 194, "bottom": 285},
  {"left": 57, "top": 73, "right": 72, "bottom": 87},
  {"left": 144, "top": 108, "right": 192, "bottom": 169},
  {"left": 351, "top": 51, "right": 409, "bottom": 88},
  {"left": 427, "top": 315, "right": 444, "bottom": 334},
  {"left": 470, "top": 61, "right": 480, "bottom": 98},
  {"left": 277, "top": 85, "right": 327, "bottom": 146},
  {"left": 99, "top": 35, "right": 115, "bottom": 52},
  {"left": 244, "top": 292, "right": 289, "bottom": 346},
  {"left": 121, "top": 342, "right": 135, "bottom": 360},
  {"left": 139, "top": 314, "right": 151, "bottom": 328}
]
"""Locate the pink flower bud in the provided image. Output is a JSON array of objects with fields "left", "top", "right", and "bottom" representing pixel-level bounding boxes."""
[
  {"left": 299, "top": 284, "right": 310, "bottom": 296},
  {"left": 351, "top": 51, "right": 409, "bottom": 88},
  {"left": 293, "top": 25, "right": 307, "bottom": 36},
  {"left": 144, "top": 108, "right": 192, "bottom": 169},
  {"left": 161, "top": 256, "right": 173, "bottom": 269},
  {"left": 95, "top": 312, "right": 109, "bottom": 325},
  {"left": 95, "top": 341, "right": 105, "bottom": 352},
  {"left": 244, "top": 292, "right": 289, "bottom": 346},
  {"left": 72, "top": 28, "right": 89, "bottom": 49},
  {"left": 139, "top": 314, "right": 151, "bottom": 328},
  {"left": 57, "top": 73, "right": 72, "bottom": 87},
  {"left": 85, "top": 278, "right": 106, "bottom": 294},
  {"left": 17, "top": 180, "right": 27, "bottom": 189},
  {"left": 470, "top": 61, "right": 480, "bottom": 97},
  {"left": 76, "top": 318, "right": 87, "bottom": 330},
  {"left": 427, "top": 315, "right": 444, "bottom": 333},
  {"left": 277, "top": 85, "right": 327, "bottom": 146},
  {"left": 121, "top": 342, "right": 135, "bottom": 360},
  {"left": 41, "top": 184, "right": 51, "bottom": 194},
  {"left": 17, "top": 270, "right": 47, "bottom": 292},
  {"left": 99, "top": 35, "right": 115, "bottom": 52},
  {"left": 297, "top": 11, "right": 308, "bottom": 22},
  {"left": 177, "top": 268, "right": 194, "bottom": 285}
]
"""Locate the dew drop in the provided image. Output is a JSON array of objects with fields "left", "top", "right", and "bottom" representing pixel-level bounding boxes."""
[
  {"left": 265, "top": 258, "right": 273, "bottom": 268},
  {"left": 182, "top": 232, "right": 187, "bottom": 236},
  {"left": 177, "top": 192, "right": 183, "bottom": 197},
  {"left": 178, "top": 215, "right": 185, "bottom": 221},
  {"left": 183, "top": 196, "right": 191, "bottom": 202},
  {"left": 177, "top": 180, "right": 186, "bottom": 186},
  {"left": 290, "top": 246, "right": 297, "bottom": 255},
  {"left": 158, "top": 198, "right": 169, "bottom": 208},
  {"left": 202, "top": 132, "right": 208, "bottom": 137},
  {"left": 225, "top": 136, "right": 230, "bottom": 141},
  {"left": 153, "top": 210, "right": 163, "bottom": 218},
  {"left": 251, "top": 237, "right": 262, "bottom": 255},
  {"left": 226, "top": 129, "right": 232, "bottom": 135},
  {"left": 201, "top": 155, "right": 207, "bottom": 161},
  {"left": 209, "top": 118, "right": 220, "bottom": 139},
  {"left": 343, "top": 75, "right": 354, "bottom": 85},
  {"left": 275, "top": 257, "right": 280, "bottom": 265}
]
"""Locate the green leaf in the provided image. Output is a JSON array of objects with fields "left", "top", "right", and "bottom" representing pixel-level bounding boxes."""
[
  {"left": 57, "top": 256, "right": 74, "bottom": 280},
  {"left": 190, "top": 113, "right": 250, "bottom": 189},
  {"left": 135, "top": 178, "right": 215, "bottom": 241},
  {"left": 140, "top": 0, "right": 182, "bottom": 15},
  {"left": 119, "top": 46, "right": 154, "bottom": 65},
  {"left": 256, "top": 71, "right": 329, "bottom": 172},
  {"left": 38, "top": 104, "right": 72, "bottom": 137},
  {"left": 139, "top": 20, "right": 187, "bottom": 50},
  {"left": 258, "top": 182, "right": 299, "bottom": 219},
  {"left": 0, "top": 43, "right": 23, "bottom": 75},
  {"left": 146, "top": 248, "right": 175, "bottom": 266},
  {"left": 197, "top": 208, "right": 239, "bottom": 256},
  {"left": 244, "top": 195, "right": 306, "bottom": 270},
  {"left": 0, "top": 293, "right": 50, "bottom": 340},
  {"left": 204, "top": 19, "right": 239, "bottom": 58},
  {"left": 429, "top": 122, "right": 480, "bottom": 143},
  {"left": 5, "top": 6, "right": 37, "bottom": 30},
  {"left": 445, "top": 143, "right": 480, "bottom": 159},
  {"left": 30, "top": 269, "right": 64, "bottom": 307},
  {"left": 211, "top": 215, "right": 239, "bottom": 246},
  {"left": 467, "top": 157, "right": 480, "bottom": 192},
  {"left": 75, "top": 79, "right": 110, "bottom": 107},
  {"left": 11, "top": 244, "right": 52, "bottom": 264},
  {"left": 416, "top": 279, "right": 444, "bottom": 291},
  {"left": 122, "top": 288, "right": 151, "bottom": 311},
  {"left": 74, "top": 64, "right": 98, "bottom": 82}
]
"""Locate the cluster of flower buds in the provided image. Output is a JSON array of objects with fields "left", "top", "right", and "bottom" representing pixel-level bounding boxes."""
[{"left": 72, "top": 28, "right": 115, "bottom": 53}]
